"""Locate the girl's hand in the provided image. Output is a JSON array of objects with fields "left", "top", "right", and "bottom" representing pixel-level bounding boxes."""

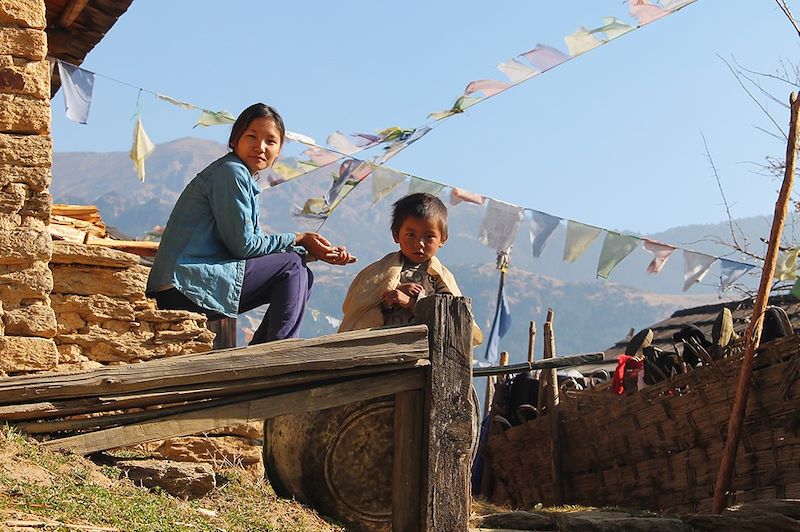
[
  {"left": 295, "top": 233, "right": 355, "bottom": 265},
  {"left": 381, "top": 289, "right": 414, "bottom": 309}
]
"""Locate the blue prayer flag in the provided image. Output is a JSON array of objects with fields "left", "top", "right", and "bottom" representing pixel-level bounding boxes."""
[{"left": 484, "top": 273, "right": 512, "bottom": 363}]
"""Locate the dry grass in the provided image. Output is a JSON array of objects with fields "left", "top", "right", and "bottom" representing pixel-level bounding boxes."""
[{"left": 0, "top": 425, "right": 344, "bottom": 532}]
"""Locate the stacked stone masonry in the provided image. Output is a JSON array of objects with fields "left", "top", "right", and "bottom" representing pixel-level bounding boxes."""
[
  {"left": 0, "top": 0, "right": 58, "bottom": 371},
  {"left": 49, "top": 241, "right": 215, "bottom": 372}
]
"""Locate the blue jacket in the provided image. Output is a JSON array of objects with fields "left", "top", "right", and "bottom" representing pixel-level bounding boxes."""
[{"left": 146, "top": 152, "right": 297, "bottom": 316}]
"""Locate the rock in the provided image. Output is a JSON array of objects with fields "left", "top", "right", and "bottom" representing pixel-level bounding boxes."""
[
  {"left": 3, "top": 300, "right": 56, "bottom": 337},
  {"left": 50, "top": 264, "right": 148, "bottom": 299},
  {"left": 153, "top": 435, "right": 263, "bottom": 472},
  {"left": 51, "top": 242, "right": 140, "bottom": 268},
  {"left": 0, "top": 260, "right": 52, "bottom": 305},
  {"left": 564, "top": 515, "right": 686, "bottom": 532},
  {"left": 51, "top": 293, "right": 135, "bottom": 322},
  {"left": 0, "top": 93, "right": 49, "bottom": 134},
  {"left": 471, "top": 511, "right": 556, "bottom": 530},
  {"left": 0, "top": 133, "right": 51, "bottom": 167},
  {"left": 730, "top": 499, "right": 800, "bottom": 521},
  {"left": 0, "top": 56, "right": 49, "bottom": 99},
  {"left": 0, "top": 228, "right": 50, "bottom": 265},
  {"left": 207, "top": 422, "right": 263, "bottom": 440},
  {"left": 0, "top": 0, "right": 47, "bottom": 29},
  {"left": 0, "top": 335, "right": 57, "bottom": 373},
  {"left": 0, "top": 164, "right": 50, "bottom": 191},
  {"left": 116, "top": 459, "right": 215, "bottom": 499}
]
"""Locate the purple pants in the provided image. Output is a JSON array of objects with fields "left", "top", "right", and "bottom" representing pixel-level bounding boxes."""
[{"left": 156, "top": 252, "right": 313, "bottom": 345}]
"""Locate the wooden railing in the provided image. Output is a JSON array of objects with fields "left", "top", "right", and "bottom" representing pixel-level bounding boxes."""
[{"left": 0, "top": 295, "right": 477, "bottom": 531}]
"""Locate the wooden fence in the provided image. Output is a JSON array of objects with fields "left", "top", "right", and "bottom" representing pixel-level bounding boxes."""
[{"left": 0, "top": 295, "right": 476, "bottom": 531}]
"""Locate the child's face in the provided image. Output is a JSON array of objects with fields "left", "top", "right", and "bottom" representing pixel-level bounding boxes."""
[{"left": 393, "top": 216, "right": 447, "bottom": 264}]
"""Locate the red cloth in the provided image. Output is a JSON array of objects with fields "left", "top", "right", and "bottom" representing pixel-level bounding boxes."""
[{"left": 612, "top": 354, "right": 643, "bottom": 395}]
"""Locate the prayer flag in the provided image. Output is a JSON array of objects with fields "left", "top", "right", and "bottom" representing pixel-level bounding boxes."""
[
  {"left": 57, "top": 60, "right": 95, "bottom": 124},
  {"left": 484, "top": 273, "right": 512, "bottom": 363},
  {"left": 195, "top": 109, "right": 235, "bottom": 127},
  {"left": 327, "top": 131, "right": 360, "bottom": 155},
  {"left": 479, "top": 199, "right": 524, "bottom": 253},
  {"left": 643, "top": 239, "right": 676, "bottom": 274},
  {"left": 597, "top": 232, "right": 639, "bottom": 279},
  {"left": 719, "top": 259, "right": 755, "bottom": 291},
  {"left": 629, "top": 0, "right": 667, "bottom": 25},
  {"left": 682, "top": 251, "right": 716, "bottom": 292},
  {"left": 376, "top": 127, "right": 431, "bottom": 165},
  {"left": 775, "top": 248, "right": 800, "bottom": 281},
  {"left": 563, "top": 221, "right": 602, "bottom": 262},
  {"left": 565, "top": 27, "right": 603, "bottom": 56},
  {"left": 589, "top": 17, "right": 634, "bottom": 40},
  {"left": 449, "top": 187, "right": 485, "bottom": 206},
  {"left": 520, "top": 44, "right": 569, "bottom": 71},
  {"left": 497, "top": 58, "right": 537, "bottom": 83},
  {"left": 304, "top": 147, "right": 340, "bottom": 166},
  {"left": 286, "top": 131, "right": 317, "bottom": 145},
  {"left": 156, "top": 94, "right": 194, "bottom": 110},
  {"left": 129, "top": 115, "right": 155, "bottom": 182},
  {"left": 529, "top": 211, "right": 561, "bottom": 258},
  {"left": 371, "top": 166, "right": 407, "bottom": 204},
  {"left": 408, "top": 177, "right": 444, "bottom": 196},
  {"left": 429, "top": 96, "right": 481, "bottom": 120},
  {"left": 465, "top": 79, "right": 511, "bottom": 97}
]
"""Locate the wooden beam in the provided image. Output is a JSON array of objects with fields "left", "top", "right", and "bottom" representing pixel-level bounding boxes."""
[
  {"left": 59, "top": 0, "right": 90, "bottom": 28},
  {"left": 472, "top": 352, "right": 603, "bottom": 377},
  {"left": 0, "top": 325, "right": 428, "bottom": 404},
  {"left": 43, "top": 369, "right": 425, "bottom": 455},
  {"left": 0, "top": 360, "right": 428, "bottom": 422},
  {"left": 415, "top": 295, "right": 473, "bottom": 532},
  {"left": 392, "top": 390, "right": 424, "bottom": 532}
]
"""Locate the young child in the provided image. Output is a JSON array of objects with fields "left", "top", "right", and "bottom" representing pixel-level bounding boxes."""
[{"left": 339, "top": 192, "right": 483, "bottom": 344}]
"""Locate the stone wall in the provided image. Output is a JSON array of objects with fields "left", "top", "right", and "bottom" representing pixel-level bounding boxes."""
[
  {"left": 50, "top": 241, "right": 214, "bottom": 371},
  {"left": 0, "top": 0, "right": 58, "bottom": 373}
]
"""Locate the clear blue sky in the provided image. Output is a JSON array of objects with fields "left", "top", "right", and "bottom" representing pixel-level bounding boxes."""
[{"left": 51, "top": 0, "right": 800, "bottom": 234}]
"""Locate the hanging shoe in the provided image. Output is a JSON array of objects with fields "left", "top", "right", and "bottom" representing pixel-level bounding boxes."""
[
  {"left": 625, "top": 328, "right": 653, "bottom": 356},
  {"left": 711, "top": 307, "right": 734, "bottom": 359}
]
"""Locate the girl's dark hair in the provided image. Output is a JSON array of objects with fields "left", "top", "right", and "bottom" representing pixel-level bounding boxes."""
[
  {"left": 391, "top": 193, "right": 448, "bottom": 239},
  {"left": 228, "top": 103, "right": 286, "bottom": 150}
]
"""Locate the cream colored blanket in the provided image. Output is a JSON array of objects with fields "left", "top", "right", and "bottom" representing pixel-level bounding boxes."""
[{"left": 338, "top": 252, "right": 483, "bottom": 345}]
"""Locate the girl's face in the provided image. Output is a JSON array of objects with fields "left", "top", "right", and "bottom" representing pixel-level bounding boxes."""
[{"left": 234, "top": 117, "right": 283, "bottom": 175}]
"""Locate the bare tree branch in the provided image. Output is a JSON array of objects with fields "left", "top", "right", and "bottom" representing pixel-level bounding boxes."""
[{"left": 776, "top": 0, "right": 800, "bottom": 39}]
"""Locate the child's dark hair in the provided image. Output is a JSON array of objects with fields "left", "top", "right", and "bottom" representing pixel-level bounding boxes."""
[
  {"left": 228, "top": 103, "right": 286, "bottom": 150},
  {"left": 391, "top": 193, "right": 448, "bottom": 238}
]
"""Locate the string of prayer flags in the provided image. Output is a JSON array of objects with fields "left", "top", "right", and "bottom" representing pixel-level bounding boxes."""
[
  {"left": 194, "top": 109, "right": 235, "bottom": 128},
  {"left": 774, "top": 248, "right": 800, "bottom": 281},
  {"left": 563, "top": 221, "right": 602, "bottom": 262},
  {"left": 371, "top": 166, "right": 408, "bottom": 205},
  {"left": 643, "top": 239, "right": 676, "bottom": 274},
  {"left": 597, "top": 232, "right": 640, "bottom": 279},
  {"left": 57, "top": 59, "right": 95, "bottom": 124},
  {"left": 479, "top": 199, "right": 525, "bottom": 253},
  {"left": 528, "top": 211, "right": 562, "bottom": 258},
  {"left": 718, "top": 259, "right": 756, "bottom": 291},
  {"left": 129, "top": 114, "right": 156, "bottom": 182},
  {"left": 682, "top": 250, "right": 716, "bottom": 292},
  {"left": 408, "top": 177, "right": 445, "bottom": 197},
  {"left": 449, "top": 188, "right": 485, "bottom": 207}
]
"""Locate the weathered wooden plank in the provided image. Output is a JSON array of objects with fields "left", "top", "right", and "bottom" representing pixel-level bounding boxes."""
[
  {"left": 0, "top": 325, "right": 428, "bottom": 404},
  {"left": 0, "top": 360, "right": 429, "bottom": 422},
  {"left": 415, "top": 295, "right": 472, "bottom": 532},
  {"left": 472, "top": 352, "right": 604, "bottom": 377},
  {"left": 392, "top": 390, "right": 424, "bottom": 532},
  {"left": 43, "top": 369, "right": 425, "bottom": 455}
]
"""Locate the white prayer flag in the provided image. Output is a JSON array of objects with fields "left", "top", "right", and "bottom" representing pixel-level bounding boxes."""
[
  {"left": 408, "top": 177, "right": 444, "bottom": 197},
  {"left": 520, "top": 44, "right": 569, "bottom": 71},
  {"left": 327, "top": 131, "right": 360, "bottom": 155},
  {"left": 195, "top": 109, "right": 235, "bottom": 127},
  {"left": 682, "top": 250, "right": 716, "bottom": 292},
  {"left": 589, "top": 17, "right": 634, "bottom": 40},
  {"left": 57, "top": 60, "right": 95, "bottom": 124},
  {"left": 129, "top": 116, "right": 156, "bottom": 182},
  {"left": 563, "top": 221, "right": 602, "bottom": 262},
  {"left": 565, "top": 27, "right": 603, "bottom": 56},
  {"left": 774, "top": 248, "right": 800, "bottom": 281},
  {"left": 479, "top": 199, "right": 524, "bottom": 253},
  {"left": 497, "top": 58, "right": 537, "bottom": 83},
  {"left": 370, "top": 166, "right": 407, "bottom": 205},
  {"left": 643, "top": 239, "right": 676, "bottom": 274},
  {"left": 597, "top": 232, "right": 639, "bottom": 279}
]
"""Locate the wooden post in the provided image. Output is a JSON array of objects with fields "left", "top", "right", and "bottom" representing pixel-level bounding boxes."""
[
  {"left": 543, "top": 308, "right": 564, "bottom": 505},
  {"left": 712, "top": 92, "right": 800, "bottom": 513},
  {"left": 209, "top": 317, "right": 237, "bottom": 350},
  {"left": 393, "top": 390, "right": 424, "bottom": 532},
  {"left": 483, "top": 375, "right": 495, "bottom": 418},
  {"left": 415, "top": 295, "right": 474, "bottom": 532},
  {"left": 528, "top": 321, "right": 536, "bottom": 364},
  {"left": 479, "top": 351, "right": 508, "bottom": 499}
]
